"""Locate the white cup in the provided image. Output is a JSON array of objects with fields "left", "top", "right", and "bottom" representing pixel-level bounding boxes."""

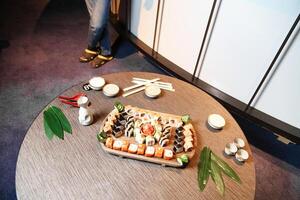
[
  {"left": 235, "top": 149, "right": 249, "bottom": 162},
  {"left": 224, "top": 143, "right": 238, "bottom": 156},
  {"left": 234, "top": 138, "right": 245, "bottom": 148}
]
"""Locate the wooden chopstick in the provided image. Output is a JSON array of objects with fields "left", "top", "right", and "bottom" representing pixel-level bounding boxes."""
[
  {"left": 123, "top": 78, "right": 160, "bottom": 92},
  {"left": 122, "top": 86, "right": 146, "bottom": 97}
]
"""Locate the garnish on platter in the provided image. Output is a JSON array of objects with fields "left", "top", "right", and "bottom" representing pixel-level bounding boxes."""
[
  {"left": 198, "top": 146, "right": 241, "bottom": 196},
  {"left": 97, "top": 102, "right": 197, "bottom": 168}
]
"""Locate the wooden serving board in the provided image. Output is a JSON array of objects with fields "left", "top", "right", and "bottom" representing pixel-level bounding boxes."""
[{"left": 99, "top": 106, "right": 197, "bottom": 168}]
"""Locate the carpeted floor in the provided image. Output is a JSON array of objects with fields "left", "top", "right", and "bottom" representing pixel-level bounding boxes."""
[{"left": 0, "top": 1, "right": 299, "bottom": 199}]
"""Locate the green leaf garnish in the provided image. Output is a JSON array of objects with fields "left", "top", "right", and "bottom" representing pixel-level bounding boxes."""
[
  {"left": 49, "top": 106, "right": 72, "bottom": 134},
  {"left": 44, "top": 109, "right": 64, "bottom": 139},
  {"left": 210, "top": 160, "right": 225, "bottom": 196},
  {"left": 211, "top": 152, "right": 241, "bottom": 184},
  {"left": 44, "top": 117, "right": 54, "bottom": 140},
  {"left": 181, "top": 114, "right": 190, "bottom": 124},
  {"left": 198, "top": 147, "right": 211, "bottom": 191},
  {"left": 114, "top": 101, "right": 124, "bottom": 112}
]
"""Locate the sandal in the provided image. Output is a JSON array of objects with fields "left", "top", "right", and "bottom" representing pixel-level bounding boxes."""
[
  {"left": 79, "top": 49, "right": 98, "bottom": 63},
  {"left": 90, "top": 54, "right": 113, "bottom": 68}
]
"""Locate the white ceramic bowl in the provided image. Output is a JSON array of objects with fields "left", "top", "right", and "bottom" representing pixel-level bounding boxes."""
[
  {"left": 145, "top": 85, "right": 161, "bottom": 98},
  {"left": 103, "top": 84, "right": 120, "bottom": 97},
  {"left": 224, "top": 142, "right": 238, "bottom": 156},
  {"left": 89, "top": 77, "right": 105, "bottom": 90},
  {"left": 235, "top": 149, "right": 249, "bottom": 162},
  {"left": 234, "top": 138, "right": 245, "bottom": 148},
  {"left": 208, "top": 114, "right": 225, "bottom": 129}
]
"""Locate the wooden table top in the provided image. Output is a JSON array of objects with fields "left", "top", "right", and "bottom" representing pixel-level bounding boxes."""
[{"left": 16, "top": 72, "right": 255, "bottom": 200}]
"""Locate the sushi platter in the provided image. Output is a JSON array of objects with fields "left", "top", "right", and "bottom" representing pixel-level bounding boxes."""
[{"left": 97, "top": 102, "right": 197, "bottom": 168}]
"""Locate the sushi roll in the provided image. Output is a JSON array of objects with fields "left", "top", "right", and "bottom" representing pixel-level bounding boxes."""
[
  {"left": 175, "top": 134, "right": 185, "bottom": 141},
  {"left": 112, "top": 127, "right": 124, "bottom": 136},
  {"left": 154, "top": 131, "right": 162, "bottom": 142},
  {"left": 145, "top": 146, "right": 155, "bottom": 157},
  {"left": 159, "top": 137, "right": 169, "bottom": 147},
  {"left": 128, "top": 144, "right": 138, "bottom": 154},
  {"left": 113, "top": 140, "right": 123, "bottom": 150},
  {"left": 184, "top": 136, "right": 194, "bottom": 143},
  {"left": 162, "top": 125, "right": 171, "bottom": 136},
  {"left": 155, "top": 124, "right": 163, "bottom": 133},
  {"left": 173, "top": 143, "right": 184, "bottom": 153},
  {"left": 137, "top": 144, "right": 146, "bottom": 155},
  {"left": 121, "top": 141, "right": 129, "bottom": 152},
  {"left": 184, "top": 141, "right": 193, "bottom": 152},
  {"left": 163, "top": 149, "right": 174, "bottom": 160},
  {"left": 125, "top": 126, "right": 134, "bottom": 137},
  {"left": 134, "top": 127, "right": 141, "bottom": 136},
  {"left": 183, "top": 129, "right": 193, "bottom": 137},
  {"left": 134, "top": 119, "right": 143, "bottom": 128},
  {"left": 105, "top": 137, "right": 114, "bottom": 149},
  {"left": 135, "top": 134, "right": 146, "bottom": 144},
  {"left": 174, "top": 140, "right": 184, "bottom": 146},
  {"left": 145, "top": 136, "right": 155, "bottom": 146},
  {"left": 154, "top": 147, "right": 164, "bottom": 158},
  {"left": 125, "top": 116, "right": 134, "bottom": 127}
]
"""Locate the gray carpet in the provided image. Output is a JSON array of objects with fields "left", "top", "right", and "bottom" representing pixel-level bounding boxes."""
[{"left": 0, "top": 1, "right": 299, "bottom": 199}]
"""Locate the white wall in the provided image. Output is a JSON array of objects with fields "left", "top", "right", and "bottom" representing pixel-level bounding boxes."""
[
  {"left": 130, "top": 0, "right": 158, "bottom": 47},
  {"left": 156, "top": 0, "right": 214, "bottom": 74},
  {"left": 129, "top": 0, "right": 300, "bottom": 130},
  {"left": 198, "top": 0, "right": 300, "bottom": 103},
  {"left": 252, "top": 28, "right": 300, "bottom": 129}
]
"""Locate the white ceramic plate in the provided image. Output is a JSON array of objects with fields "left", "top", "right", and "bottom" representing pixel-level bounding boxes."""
[
  {"left": 103, "top": 84, "right": 120, "bottom": 97},
  {"left": 89, "top": 77, "right": 105, "bottom": 90}
]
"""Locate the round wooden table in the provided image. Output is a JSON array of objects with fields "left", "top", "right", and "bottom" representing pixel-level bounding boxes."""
[{"left": 16, "top": 72, "right": 255, "bottom": 200}]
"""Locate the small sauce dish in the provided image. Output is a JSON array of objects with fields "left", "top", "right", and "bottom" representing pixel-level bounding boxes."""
[
  {"left": 235, "top": 149, "right": 249, "bottom": 162},
  {"left": 224, "top": 143, "right": 238, "bottom": 156}
]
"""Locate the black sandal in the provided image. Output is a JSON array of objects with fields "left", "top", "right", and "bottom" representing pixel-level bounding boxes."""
[
  {"left": 79, "top": 49, "right": 98, "bottom": 63},
  {"left": 90, "top": 54, "right": 113, "bottom": 68}
]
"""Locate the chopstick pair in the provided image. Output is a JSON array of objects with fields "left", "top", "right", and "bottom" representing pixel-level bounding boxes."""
[{"left": 122, "top": 77, "right": 175, "bottom": 97}]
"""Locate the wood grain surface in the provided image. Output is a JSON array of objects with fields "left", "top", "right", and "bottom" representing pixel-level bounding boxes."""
[{"left": 16, "top": 72, "right": 256, "bottom": 200}]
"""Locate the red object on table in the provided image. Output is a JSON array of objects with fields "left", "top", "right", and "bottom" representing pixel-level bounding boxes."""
[{"left": 58, "top": 92, "right": 86, "bottom": 107}]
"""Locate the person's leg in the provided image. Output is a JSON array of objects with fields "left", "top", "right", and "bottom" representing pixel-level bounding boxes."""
[
  {"left": 99, "top": 26, "right": 111, "bottom": 56},
  {"left": 87, "top": 0, "right": 111, "bottom": 51},
  {"left": 84, "top": 0, "right": 95, "bottom": 17}
]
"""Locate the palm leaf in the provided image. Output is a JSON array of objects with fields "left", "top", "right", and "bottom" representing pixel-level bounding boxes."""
[
  {"left": 198, "top": 147, "right": 211, "bottom": 191},
  {"left": 49, "top": 106, "right": 72, "bottom": 134},
  {"left": 210, "top": 160, "right": 225, "bottom": 196},
  {"left": 44, "top": 109, "right": 64, "bottom": 139},
  {"left": 43, "top": 115, "right": 54, "bottom": 140},
  {"left": 211, "top": 152, "right": 241, "bottom": 184}
]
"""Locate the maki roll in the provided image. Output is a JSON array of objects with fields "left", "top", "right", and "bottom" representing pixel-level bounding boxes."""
[
  {"left": 113, "top": 140, "right": 123, "bottom": 150},
  {"left": 163, "top": 149, "right": 174, "bottom": 160},
  {"left": 173, "top": 143, "right": 184, "bottom": 153},
  {"left": 162, "top": 125, "right": 171, "bottom": 136},
  {"left": 128, "top": 144, "right": 138, "bottom": 154},
  {"left": 124, "top": 126, "right": 134, "bottom": 137},
  {"left": 154, "top": 131, "right": 162, "bottom": 142},
  {"left": 175, "top": 134, "right": 184, "bottom": 142},
  {"left": 184, "top": 141, "right": 193, "bottom": 152},
  {"left": 121, "top": 141, "right": 129, "bottom": 152},
  {"left": 145, "top": 146, "right": 155, "bottom": 157},
  {"left": 105, "top": 137, "right": 114, "bottom": 149},
  {"left": 159, "top": 137, "right": 169, "bottom": 147},
  {"left": 154, "top": 147, "right": 164, "bottom": 158},
  {"left": 135, "top": 134, "right": 146, "bottom": 144},
  {"left": 145, "top": 136, "right": 155, "bottom": 146},
  {"left": 137, "top": 144, "right": 146, "bottom": 155},
  {"left": 174, "top": 140, "right": 184, "bottom": 146}
]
